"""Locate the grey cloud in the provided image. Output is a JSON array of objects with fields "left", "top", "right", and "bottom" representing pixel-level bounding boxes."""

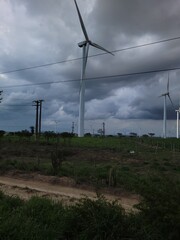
[{"left": 93, "top": 0, "right": 180, "bottom": 39}]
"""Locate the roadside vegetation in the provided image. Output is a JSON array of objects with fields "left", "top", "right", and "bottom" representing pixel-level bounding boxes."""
[
  {"left": 0, "top": 177, "right": 179, "bottom": 240},
  {"left": 0, "top": 133, "right": 179, "bottom": 239}
]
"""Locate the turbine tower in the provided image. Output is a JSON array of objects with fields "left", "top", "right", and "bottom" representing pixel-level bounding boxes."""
[
  {"left": 175, "top": 101, "right": 180, "bottom": 139},
  {"left": 159, "top": 72, "right": 174, "bottom": 138},
  {"left": 74, "top": 0, "right": 114, "bottom": 137}
]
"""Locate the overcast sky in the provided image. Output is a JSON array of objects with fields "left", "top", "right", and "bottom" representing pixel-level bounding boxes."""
[{"left": 0, "top": 0, "right": 180, "bottom": 136}]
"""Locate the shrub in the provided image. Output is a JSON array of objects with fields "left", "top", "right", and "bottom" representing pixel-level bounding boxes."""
[
  {"left": 135, "top": 176, "right": 180, "bottom": 240},
  {"left": 62, "top": 196, "right": 131, "bottom": 240}
]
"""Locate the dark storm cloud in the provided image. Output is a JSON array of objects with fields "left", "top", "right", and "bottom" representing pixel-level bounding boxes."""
[
  {"left": 93, "top": 0, "right": 180, "bottom": 39},
  {"left": 0, "top": 0, "right": 180, "bottom": 135}
]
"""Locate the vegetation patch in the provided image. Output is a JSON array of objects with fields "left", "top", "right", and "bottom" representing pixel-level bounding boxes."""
[
  {"left": 0, "top": 176, "right": 179, "bottom": 240},
  {"left": 0, "top": 135, "right": 179, "bottom": 239}
]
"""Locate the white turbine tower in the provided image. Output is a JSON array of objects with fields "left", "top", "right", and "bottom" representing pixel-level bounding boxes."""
[
  {"left": 74, "top": 0, "right": 114, "bottom": 137},
  {"left": 175, "top": 101, "right": 180, "bottom": 139},
  {"left": 159, "top": 72, "right": 174, "bottom": 138}
]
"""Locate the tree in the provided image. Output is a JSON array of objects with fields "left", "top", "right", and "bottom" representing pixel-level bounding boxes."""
[
  {"left": 0, "top": 130, "right": 5, "bottom": 138},
  {"left": 44, "top": 131, "right": 56, "bottom": 142},
  {"left": 117, "top": 133, "right": 123, "bottom": 137},
  {"left": 30, "top": 126, "right": 35, "bottom": 134},
  {"left": 60, "top": 132, "right": 74, "bottom": 138},
  {"left": 130, "top": 132, "right": 137, "bottom": 137},
  {"left": 148, "top": 132, "right": 155, "bottom": 137},
  {"left": 84, "top": 133, "right": 92, "bottom": 137},
  {"left": 142, "top": 134, "right": 149, "bottom": 138}
]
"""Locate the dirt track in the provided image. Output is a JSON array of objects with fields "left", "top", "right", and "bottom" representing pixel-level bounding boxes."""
[{"left": 0, "top": 174, "right": 139, "bottom": 211}]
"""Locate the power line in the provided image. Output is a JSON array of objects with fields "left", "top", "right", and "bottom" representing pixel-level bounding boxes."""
[
  {"left": 0, "top": 35, "right": 180, "bottom": 75},
  {"left": 2, "top": 104, "right": 32, "bottom": 107},
  {"left": 0, "top": 125, "right": 32, "bottom": 127},
  {"left": 1, "top": 65, "right": 180, "bottom": 89},
  {"left": 112, "top": 36, "right": 180, "bottom": 54},
  {"left": 0, "top": 108, "right": 31, "bottom": 111}
]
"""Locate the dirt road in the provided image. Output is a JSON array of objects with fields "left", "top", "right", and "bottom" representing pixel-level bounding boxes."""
[{"left": 0, "top": 174, "right": 139, "bottom": 211}]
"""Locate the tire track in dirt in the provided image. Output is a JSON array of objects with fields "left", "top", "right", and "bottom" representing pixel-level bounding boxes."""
[{"left": 0, "top": 176, "right": 139, "bottom": 211}]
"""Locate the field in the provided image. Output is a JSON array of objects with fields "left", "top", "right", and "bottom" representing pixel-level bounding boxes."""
[
  {"left": 0, "top": 135, "right": 180, "bottom": 239},
  {"left": 0, "top": 135, "right": 179, "bottom": 190}
]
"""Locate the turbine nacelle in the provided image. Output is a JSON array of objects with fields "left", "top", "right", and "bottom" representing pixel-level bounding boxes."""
[
  {"left": 78, "top": 41, "right": 88, "bottom": 48},
  {"left": 160, "top": 92, "right": 174, "bottom": 109},
  {"left": 78, "top": 40, "right": 95, "bottom": 48},
  {"left": 160, "top": 92, "right": 169, "bottom": 97}
]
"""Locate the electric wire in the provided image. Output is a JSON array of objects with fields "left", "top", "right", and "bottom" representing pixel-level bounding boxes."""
[
  {"left": 1, "top": 65, "right": 180, "bottom": 89},
  {"left": 3, "top": 104, "right": 33, "bottom": 107},
  {"left": 0, "top": 35, "right": 180, "bottom": 75}
]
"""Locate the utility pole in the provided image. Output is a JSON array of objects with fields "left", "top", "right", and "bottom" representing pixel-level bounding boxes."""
[
  {"left": 33, "top": 100, "right": 44, "bottom": 139},
  {"left": 33, "top": 100, "right": 40, "bottom": 139},
  {"left": 102, "top": 122, "right": 105, "bottom": 137},
  {"left": 38, "top": 100, "right": 44, "bottom": 135},
  {"left": 72, "top": 122, "right": 75, "bottom": 134},
  {"left": 0, "top": 90, "right": 3, "bottom": 103}
]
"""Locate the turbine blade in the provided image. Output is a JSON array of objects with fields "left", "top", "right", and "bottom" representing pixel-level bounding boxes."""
[
  {"left": 168, "top": 94, "right": 175, "bottom": 110},
  {"left": 74, "top": 0, "right": 89, "bottom": 41},
  {"left": 167, "top": 72, "right": 169, "bottom": 92},
  {"left": 90, "top": 41, "right": 114, "bottom": 55}
]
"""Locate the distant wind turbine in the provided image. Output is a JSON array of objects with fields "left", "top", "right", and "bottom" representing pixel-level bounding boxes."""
[
  {"left": 159, "top": 72, "right": 174, "bottom": 138},
  {"left": 74, "top": 0, "right": 114, "bottom": 137}
]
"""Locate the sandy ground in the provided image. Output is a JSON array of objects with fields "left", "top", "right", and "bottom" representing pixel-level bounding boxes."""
[{"left": 0, "top": 173, "right": 139, "bottom": 211}]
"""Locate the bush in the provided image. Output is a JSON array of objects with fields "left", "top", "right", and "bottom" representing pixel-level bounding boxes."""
[
  {"left": 135, "top": 176, "right": 180, "bottom": 240},
  {"left": 62, "top": 196, "right": 132, "bottom": 240}
]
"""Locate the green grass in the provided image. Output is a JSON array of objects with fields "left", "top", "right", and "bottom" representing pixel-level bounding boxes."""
[{"left": 0, "top": 135, "right": 180, "bottom": 194}]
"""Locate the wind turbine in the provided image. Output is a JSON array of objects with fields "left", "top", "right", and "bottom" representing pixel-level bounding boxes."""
[
  {"left": 159, "top": 72, "right": 174, "bottom": 138},
  {"left": 74, "top": 0, "right": 114, "bottom": 137}
]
